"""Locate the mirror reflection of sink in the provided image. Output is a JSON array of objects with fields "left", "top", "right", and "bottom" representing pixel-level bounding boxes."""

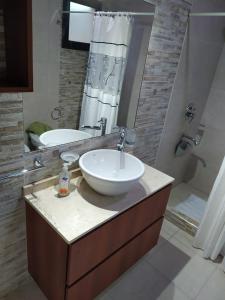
[
  {"left": 79, "top": 149, "right": 145, "bottom": 196},
  {"left": 39, "top": 129, "right": 92, "bottom": 147}
]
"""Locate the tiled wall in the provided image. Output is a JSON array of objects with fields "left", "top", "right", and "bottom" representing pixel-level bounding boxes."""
[
  {"left": 0, "top": 94, "right": 28, "bottom": 298},
  {"left": 58, "top": 48, "right": 88, "bottom": 129},
  {"left": 0, "top": 8, "right": 6, "bottom": 80},
  {"left": 0, "top": 0, "right": 192, "bottom": 297}
]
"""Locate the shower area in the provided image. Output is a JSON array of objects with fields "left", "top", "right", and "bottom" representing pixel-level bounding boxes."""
[{"left": 155, "top": 0, "right": 225, "bottom": 235}]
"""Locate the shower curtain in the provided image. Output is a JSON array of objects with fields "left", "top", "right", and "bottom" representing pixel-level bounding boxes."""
[
  {"left": 193, "top": 156, "right": 225, "bottom": 271},
  {"left": 79, "top": 13, "right": 133, "bottom": 136}
]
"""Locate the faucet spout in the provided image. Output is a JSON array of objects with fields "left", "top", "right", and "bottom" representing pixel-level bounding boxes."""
[
  {"left": 81, "top": 117, "right": 107, "bottom": 136},
  {"left": 117, "top": 128, "right": 126, "bottom": 152},
  {"left": 98, "top": 117, "right": 107, "bottom": 136}
]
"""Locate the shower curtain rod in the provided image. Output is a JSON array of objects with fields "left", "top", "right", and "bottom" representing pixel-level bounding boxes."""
[
  {"left": 62, "top": 11, "right": 155, "bottom": 16},
  {"left": 62, "top": 11, "right": 225, "bottom": 17},
  {"left": 189, "top": 12, "right": 225, "bottom": 16}
]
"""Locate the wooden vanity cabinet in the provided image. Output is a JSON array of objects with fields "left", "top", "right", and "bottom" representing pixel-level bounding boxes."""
[{"left": 26, "top": 184, "right": 172, "bottom": 300}]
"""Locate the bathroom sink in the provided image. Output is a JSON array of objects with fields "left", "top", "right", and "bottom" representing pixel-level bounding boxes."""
[
  {"left": 79, "top": 149, "right": 145, "bottom": 196},
  {"left": 39, "top": 129, "right": 92, "bottom": 147}
]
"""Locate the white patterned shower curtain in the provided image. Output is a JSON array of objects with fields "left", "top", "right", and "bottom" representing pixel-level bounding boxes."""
[
  {"left": 193, "top": 156, "right": 225, "bottom": 271},
  {"left": 79, "top": 13, "right": 133, "bottom": 136}
]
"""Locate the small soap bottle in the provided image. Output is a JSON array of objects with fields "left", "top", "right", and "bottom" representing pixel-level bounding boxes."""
[{"left": 58, "top": 163, "right": 70, "bottom": 197}]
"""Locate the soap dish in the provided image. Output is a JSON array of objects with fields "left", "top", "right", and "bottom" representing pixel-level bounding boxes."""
[{"left": 60, "top": 151, "right": 80, "bottom": 164}]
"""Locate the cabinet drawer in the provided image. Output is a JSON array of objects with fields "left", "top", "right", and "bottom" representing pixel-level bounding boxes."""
[
  {"left": 67, "top": 185, "right": 171, "bottom": 285},
  {"left": 66, "top": 217, "right": 163, "bottom": 300}
]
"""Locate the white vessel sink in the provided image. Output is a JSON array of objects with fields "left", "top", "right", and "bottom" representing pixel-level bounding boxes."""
[
  {"left": 79, "top": 149, "right": 145, "bottom": 196},
  {"left": 40, "top": 129, "right": 92, "bottom": 147}
]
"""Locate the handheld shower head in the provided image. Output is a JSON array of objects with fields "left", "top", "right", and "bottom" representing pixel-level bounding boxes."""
[{"left": 50, "top": 8, "right": 61, "bottom": 25}]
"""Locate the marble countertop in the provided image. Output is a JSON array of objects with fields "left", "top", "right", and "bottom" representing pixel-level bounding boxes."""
[{"left": 24, "top": 164, "right": 174, "bottom": 244}]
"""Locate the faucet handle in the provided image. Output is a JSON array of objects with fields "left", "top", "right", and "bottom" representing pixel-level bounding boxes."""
[
  {"left": 34, "top": 157, "right": 45, "bottom": 169},
  {"left": 98, "top": 117, "right": 107, "bottom": 124},
  {"left": 117, "top": 143, "right": 123, "bottom": 151},
  {"left": 119, "top": 127, "right": 126, "bottom": 137}
]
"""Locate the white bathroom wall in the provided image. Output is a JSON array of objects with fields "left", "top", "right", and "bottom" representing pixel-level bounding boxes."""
[
  {"left": 155, "top": 0, "right": 225, "bottom": 185},
  {"left": 23, "top": 0, "right": 62, "bottom": 131},
  {"left": 188, "top": 44, "right": 225, "bottom": 195}
]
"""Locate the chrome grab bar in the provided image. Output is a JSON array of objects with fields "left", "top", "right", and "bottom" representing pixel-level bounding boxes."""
[
  {"left": 0, "top": 158, "right": 45, "bottom": 183},
  {"left": 0, "top": 169, "right": 28, "bottom": 182}
]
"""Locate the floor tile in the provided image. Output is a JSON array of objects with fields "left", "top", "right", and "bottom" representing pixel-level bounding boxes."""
[
  {"left": 172, "top": 229, "right": 194, "bottom": 246},
  {"left": 196, "top": 269, "right": 225, "bottom": 300},
  {"left": 168, "top": 183, "right": 207, "bottom": 209},
  {"left": 172, "top": 255, "right": 216, "bottom": 299},
  {"left": 146, "top": 236, "right": 168, "bottom": 258},
  {"left": 169, "top": 229, "right": 199, "bottom": 257},
  {"left": 5, "top": 220, "right": 224, "bottom": 300},
  {"left": 146, "top": 220, "right": 180, "bottom": 259},
  {"left": 216, "top": 256, "right": 225, "bottom": 271},
  {"left": 107, "top": 259, "right": 171, "bottom": 300},
  {"left": 4, "top": 279, "right": 47, "bottom": 300},
  {"left": 156, "top": 282, "right": 191, "bottom": 300},
  {"left": 147, "top": 241, "right": 216, "bottom": 299},
  {"left": 95, "top": 291, "right": 112, "bottom": 300},
  {"left": 146, "top": 239, "right": 191, "bottom": 278},
  {"left": 160, "top": 219, "right": 180, "bottom": 240}
]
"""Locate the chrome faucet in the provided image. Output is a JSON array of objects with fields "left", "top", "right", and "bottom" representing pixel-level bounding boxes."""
[
  {"left": 34, "top": 157, "right": 45, "bottom": 169},
  {"left": 182, "top": 134, "right": 199, "bottom": 146},
  {"left": 99, "top": 117, "right": 107, "bottom": 136},
  {"left": 81, "top": 117, "right": 107, "bottom": 136},
  {"left": 117, "top": 128, "right": 126, "bottom": 152},
  {"left": 185, "top": 103, "right": 196, "bottom": 123}
]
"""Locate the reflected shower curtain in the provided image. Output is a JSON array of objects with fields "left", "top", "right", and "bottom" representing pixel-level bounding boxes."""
[
  {"left": 193, "top": 156, "right": 225, "bottom": 271},
  {"left": 79, "top": 13, "right": 133, "bottom": 136}
]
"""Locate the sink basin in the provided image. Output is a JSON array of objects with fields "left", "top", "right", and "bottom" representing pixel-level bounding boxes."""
[
  {"left": 39, "top": 129, "right": 92, "bottom": 147},
  {"left": 79, "top": 149, "right": 145, "bottom": 196}
]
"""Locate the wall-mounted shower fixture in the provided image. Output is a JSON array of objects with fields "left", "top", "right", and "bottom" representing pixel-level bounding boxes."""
[
  {"left": 182, "top": 134, "right": 200, "bottom": 146},
  {"left": 175, "top": 134, "right": 201, "bottom": 157},
  {"left": 185, "top": 103, "right": 196, "bottom": 123},
  {"left": 192, "top": 153, "right": 207, "bottom": 168}
]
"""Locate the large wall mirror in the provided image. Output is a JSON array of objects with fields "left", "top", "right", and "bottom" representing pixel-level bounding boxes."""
[{"left": 23, "top": 0, "right": 155, "bottom": 152}]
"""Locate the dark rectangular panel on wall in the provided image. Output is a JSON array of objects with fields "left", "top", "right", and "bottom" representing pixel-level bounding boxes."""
[
  {"left": 0, "top": 0, "right": 6, "bottom": 79},
  {"left": 0, "top": 0, "right": 33, "bottom": 92}
]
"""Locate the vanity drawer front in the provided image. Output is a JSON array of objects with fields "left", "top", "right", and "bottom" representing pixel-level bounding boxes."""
[
  {"left": 67, "top": 185, "right": 171, "bottom": 285},
  {"left": 66, "top": 217, "right": 163, "bottom": 300}
]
